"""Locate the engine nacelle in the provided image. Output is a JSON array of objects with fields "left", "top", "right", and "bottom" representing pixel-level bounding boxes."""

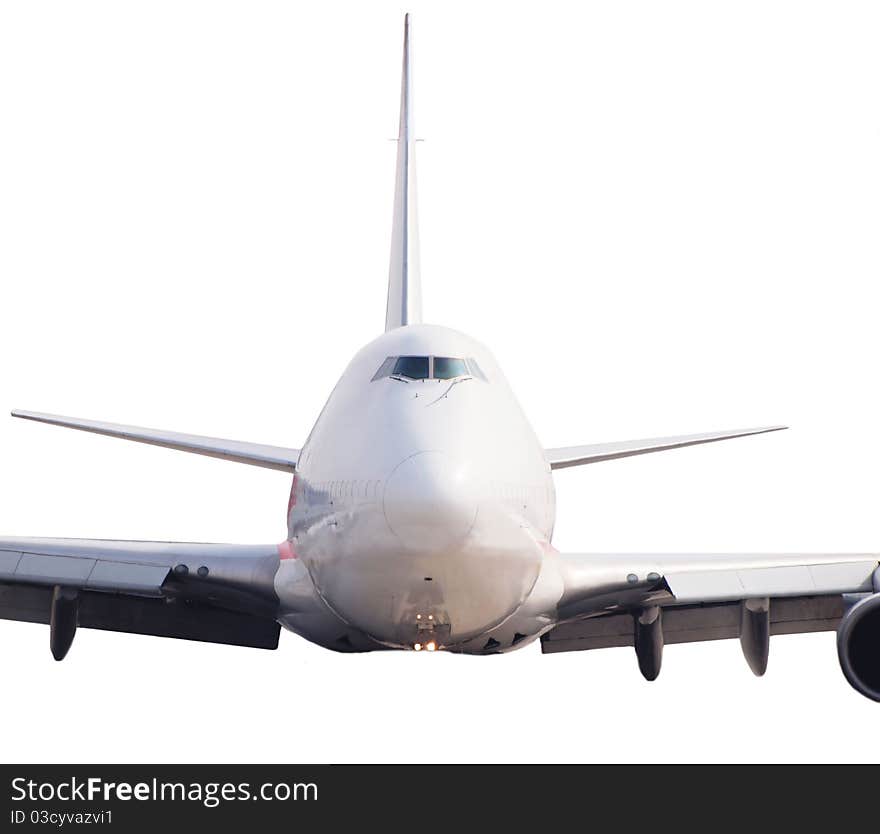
[{"left": 838, "top": 593, "right": 880, "bottom": 701}]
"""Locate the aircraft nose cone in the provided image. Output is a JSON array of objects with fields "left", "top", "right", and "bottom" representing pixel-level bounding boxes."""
[{"left": 383, "top": 451, "right": 479, "bottom": 552}]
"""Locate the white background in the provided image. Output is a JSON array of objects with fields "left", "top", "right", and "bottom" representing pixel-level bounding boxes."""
[{"left": 1, "top": 1, "right": 879, "bottom": 763}]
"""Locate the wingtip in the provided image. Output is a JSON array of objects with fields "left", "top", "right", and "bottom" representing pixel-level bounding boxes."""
[
  {"left": 11, "top": 410, "right": 50, "bottom": 422},
  {"left": 748, "top": 425, "right": 788, "bottom": 436}
]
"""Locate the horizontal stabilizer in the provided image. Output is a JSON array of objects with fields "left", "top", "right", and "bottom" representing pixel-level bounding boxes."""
[
  {"left": 12, "top": 410, "right": 299, "bottom": 472},
  {"left": 545, "top": 425, "right": 786, "bottom": 470}
]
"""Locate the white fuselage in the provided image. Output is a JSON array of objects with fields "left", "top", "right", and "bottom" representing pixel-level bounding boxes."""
[{"left": 275, "top": 324, "right": 563, "bottom": 654}]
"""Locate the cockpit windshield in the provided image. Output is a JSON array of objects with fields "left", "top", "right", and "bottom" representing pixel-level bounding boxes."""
[
  {"left": 372, "top": 356, "right": 487, "bottom": 382},
  {"left": 432, "top": 357, "right": 468, "bottom": 379},
  {"left": 393, "top": 356, "right": 430, "bottom": 379}
]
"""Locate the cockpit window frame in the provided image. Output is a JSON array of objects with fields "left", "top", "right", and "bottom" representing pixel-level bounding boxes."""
[
  {"left": 371, "top": 356, "right": 398, "bottom": 382},
  {"left": 372, "top": 355, "right": 488, "bottom": 383},
  {"left": 465, "top": 358, "right": 487, "bottom": 382}
]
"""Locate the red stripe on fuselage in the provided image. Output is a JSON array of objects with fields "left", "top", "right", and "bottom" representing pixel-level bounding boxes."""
[{"left": 278, "top": 540, "right": 297, "bottom": 560}]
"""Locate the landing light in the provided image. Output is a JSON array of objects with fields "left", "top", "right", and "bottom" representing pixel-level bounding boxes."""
[
  {"left": 426, "top": 641, "right": 437, "bottom": 652},
  {"left": 413, "top": 643, "right": 422, "bottom": 651}
]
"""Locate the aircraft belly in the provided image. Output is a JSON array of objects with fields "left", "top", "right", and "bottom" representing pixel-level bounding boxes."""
[
  {"left": 296, "top": 502, "right": 544, "bottom": 649},
  {"left": 274, "top": 557, "right": 386, "bottom": 652}
]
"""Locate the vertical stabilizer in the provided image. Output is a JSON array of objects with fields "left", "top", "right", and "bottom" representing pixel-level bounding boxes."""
[{"left": 385, "top": 13, "right": 422, "bottom": 331}]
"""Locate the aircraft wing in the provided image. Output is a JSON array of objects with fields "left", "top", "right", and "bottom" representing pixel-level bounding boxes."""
[
  {"left": 12, "top": 410, "right": 300, "bottom": 472},
  {"left": 0, "top": 536, "right": 285, "bottom": 658},
  {"left": 542, "top": 551, "right": 880, "bottom": 678},
  {"left": 544, "top": 426, "right": 786, "bottom": 470}
]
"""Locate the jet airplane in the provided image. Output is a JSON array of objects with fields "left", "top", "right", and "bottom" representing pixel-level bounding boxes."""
[{"left": 3, "top": 16, "right": 879, "bottom": 701}]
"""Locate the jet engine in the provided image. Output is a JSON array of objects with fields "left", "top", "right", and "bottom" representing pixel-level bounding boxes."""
[{"left": 838, "top": 593, "right": 880, "bottom": 701}]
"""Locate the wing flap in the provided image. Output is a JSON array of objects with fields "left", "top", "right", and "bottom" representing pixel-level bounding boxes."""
[
  {"left": 12, "top": 410, "right": 299, "bottom": 472},
  {"left": 0, "top": 548, "right": 170, "bottom": 595},
  {"left": 541, "top": 594, "right": 846, "bottom": 654},
  {"left": 0, "top": 537, "right": 285, "bottom": 653},
  {"left": 554, "top": 551, "right": 880, "bottom": 622},
  {"left": 0, "top": 583, "right": 280, "bottom": 650},
  {"left": 545, "top": 425, "right": 786, "bottom": 470},
  {"left": 666, "top": 560, "right": 877, "bottom": 603}
]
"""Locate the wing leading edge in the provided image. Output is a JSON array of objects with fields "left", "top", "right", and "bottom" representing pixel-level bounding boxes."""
[
  {"left": 12, "top": 410, "right": 299, "bottom": 472},
  {"left": 544, "top": 425, "right": 786, "bottom": 470}
]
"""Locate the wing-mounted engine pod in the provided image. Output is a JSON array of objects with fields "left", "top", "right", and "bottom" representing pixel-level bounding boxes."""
[{"left": 837, "top": 592, "right": 880, "bottom": 701}]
